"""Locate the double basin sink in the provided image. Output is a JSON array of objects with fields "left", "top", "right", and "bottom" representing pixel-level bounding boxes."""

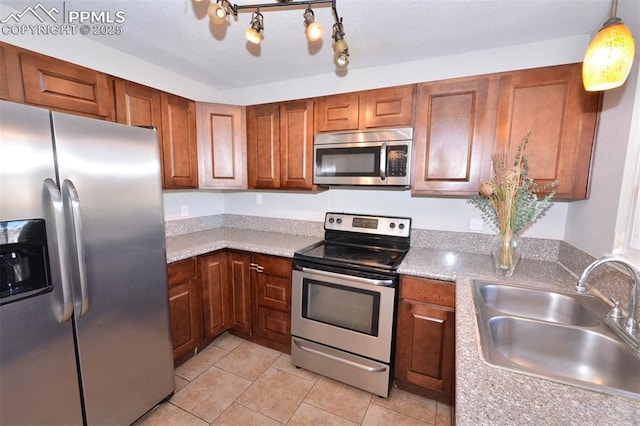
[{"left": 472, "top": 281, "right": 640, "bottom": 400}]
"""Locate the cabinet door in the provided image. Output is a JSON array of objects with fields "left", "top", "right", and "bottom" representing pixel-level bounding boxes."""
[
  {"left": 412, "top": 78, "right": 494, "bottom": 195},
  {"left": 0, "top": 42, "right": 26, "bottom": 103},
  {"left": 252, "top": 255, "right": 292, "bottom": 345},
  {"left": 280, "top": 99, "right": 314, "bottom": 189},
  {"left": 395, "top": 276, "right": 455, "bottom": 401},
  {"left": 314, "top": 92, "right": 360, "bottom": 132},
  {"left": 247, "top": 103, "right": 280, "bottom": 189},
  {"left": 199, "top": 252, "right": 230, "bottom": 340},
  {"left": 496, "top": 63, "right": 601, "bottom": 199},
  {"left": 395, "top": 300, "right": 455, "bottom": 395},
  {"left": 228, "top": 252, "right": 253, "bottom": 335},
  {"left": 253, "top": 255, "right": 291, "bottom": 312},
  {"left": 113, "top": 79, "right": 162, "bottom": 129},
  {"left": 18, "top": 51, "right": 111, "bottom": 119},
  {"left": 168, "top": 259, "right": 203, "bottom": 361},
  {"left": 361, "top": 85, "right": 415, "bottom": 129},
  {"left": 196, "top": 102, "right": 247, "bottom": 189},
  {"left": 160, "top": 93, "right": 198, "bottom": 189}
]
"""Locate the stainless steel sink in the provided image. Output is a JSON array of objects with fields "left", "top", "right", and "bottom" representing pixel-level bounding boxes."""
[
  {"left": 478, "top": 282, "right": 603, "bottom": 326},
  {"left": 473, "top": 281, "right": 640, "bottom": 400}
]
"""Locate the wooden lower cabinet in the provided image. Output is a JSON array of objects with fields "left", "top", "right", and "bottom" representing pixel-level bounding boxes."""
[
  {"left": 252, "top": 254, "right": 292, "bottom": 350},
  {"left": 167, "top": 251, "right": 293, "bottom": 364},
  {"left": 394, "top": 276, "right": 456, "bottom": 404},
  {"left": 167, "top": 258, "right": 203, "bottom": 363},
  {"left": 199, "top": 251, "right": 230, "bottom": 340},
  {"left": 228, "top": 251, "right": 253, "bottom": 335}
]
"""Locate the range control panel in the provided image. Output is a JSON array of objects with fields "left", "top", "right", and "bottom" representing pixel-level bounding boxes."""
[{"left": 324, "top": 212, "right": 411, "bottom": 238}]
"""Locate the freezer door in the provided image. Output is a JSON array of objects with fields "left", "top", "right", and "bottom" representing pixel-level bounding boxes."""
[
  {"left": 51, "top": 112, "right": 174, "bottom": 424},
  {"left": 0, "top": 101, "right": 83, "bottom": 425}
]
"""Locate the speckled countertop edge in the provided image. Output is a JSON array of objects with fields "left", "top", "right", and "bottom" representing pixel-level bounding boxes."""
[
  {"left": 166, "top": 229, "right": 640, "bottom": 424},
  {"left": 165, "top": 228, "right": 321, "bottom": 263}
]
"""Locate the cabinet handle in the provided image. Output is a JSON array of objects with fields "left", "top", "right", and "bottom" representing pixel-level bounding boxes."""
[{"left": 250, "top": 263, "right": 264, "bottom": 273}]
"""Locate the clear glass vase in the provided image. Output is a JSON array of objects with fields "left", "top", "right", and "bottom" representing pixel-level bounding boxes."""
[{"left": 491, "top": 231, "right": 521, "bottom": 277}]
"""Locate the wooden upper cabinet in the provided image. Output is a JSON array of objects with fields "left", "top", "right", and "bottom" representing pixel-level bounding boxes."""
[
  {"left": 113, "top": 79, "right": 162, "bottom": 129},
  {"left": 247, "top": 100, "right": 315, "bottom": 190},
  {"left": 314, "top": 92, "right": 360, "bottom": 132},
  {"left": 196, "top": 102, "right": 247, "bottom": 189},
  {"left": 18, "top": 50, "right": 111, "bottom": 119},
  {"left": 412, "top": 77, "right": 495, "bottom": 195},
  {"left": 160, "top": 93, "right": 198, "bottom": 189},
  {"left": 315, "top": 85, "right": 415, "bottom": 132},
  {"left": 280, "top": 99, "right": 314, "bottom": 189},
  {"left": 495, "top": 63, "right": 601, "bottom": 200},
  {"left": 247, "top": 103, "right": 280, "bottom": 189},
  {"left": 361, "top": 85, "right": 415, "bottom": 128},
  {"left": 0, "top": 43, "right": 17, "bottom": 102}
]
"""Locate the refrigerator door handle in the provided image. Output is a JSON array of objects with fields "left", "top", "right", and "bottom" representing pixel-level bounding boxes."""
[
  {"left": 62, "top": 179, "right": 90, "bottom": 318},
  {"left": 43, "top": 178, "right": 74, "bottom": 323}
]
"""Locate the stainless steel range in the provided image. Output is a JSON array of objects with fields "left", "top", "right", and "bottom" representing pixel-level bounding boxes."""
[{"left": 291, "top": 212, "right": 411, "bottom": 397}]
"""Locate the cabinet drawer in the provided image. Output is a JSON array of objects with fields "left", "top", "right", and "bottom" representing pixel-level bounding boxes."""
[
  {"left": 254, "top": 254, "right": 292, "bottom": 278},
  {"left": 168, "top": 258, "right": 198, "bottom": 287},
  {"left": 399, "top": 276, "right": 455, "bottom": 308}
]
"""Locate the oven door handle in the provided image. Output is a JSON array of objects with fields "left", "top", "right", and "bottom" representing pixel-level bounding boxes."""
[
  {"left": 379, "top": 142, "right": 387, "bottom": 181},
  {"left": 293, "top": 338, "right": 387, "bottom": 373},
  {"left": 300, "top": 267, "right": 394, "bottom": 287}
]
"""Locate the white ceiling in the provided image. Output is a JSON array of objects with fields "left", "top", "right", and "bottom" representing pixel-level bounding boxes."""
[{"left": 2, "top": 0, "right": 614, "bottom": 90}]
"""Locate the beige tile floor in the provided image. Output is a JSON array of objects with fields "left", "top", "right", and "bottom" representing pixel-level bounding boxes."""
[{"left": 136, "top": 333, "right": 453, "bottom": 425}]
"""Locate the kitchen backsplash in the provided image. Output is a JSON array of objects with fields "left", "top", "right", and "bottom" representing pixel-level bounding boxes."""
[{"left": 165, "top": 214, "right": 558, "bottom": 261}]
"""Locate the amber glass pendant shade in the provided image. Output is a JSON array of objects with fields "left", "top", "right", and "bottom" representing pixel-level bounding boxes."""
[{"left": 583, "top": 22, "right": 636, "bottom": 91}]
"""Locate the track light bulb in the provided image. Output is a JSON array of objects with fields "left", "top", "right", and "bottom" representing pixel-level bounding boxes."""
[
  {"left": 246, "top": 11, "right": 264, "bottom": 45},
  {"left": 208, "top": 2, "right": 227, "bottom": 25},
  {"left": 333, "top": 39, "right": 349, "bottom": 68},
  {"left": 304, "top": 8, "right": 323, "bottom": 42}
]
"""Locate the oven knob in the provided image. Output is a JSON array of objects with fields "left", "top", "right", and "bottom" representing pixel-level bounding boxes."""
[
  {"left": 336, "top": 218, "right": 342, "bottom": 224},
  {"left": 389, "top": 222, "right": 396, "bottom": 229},
  {"left": 399, "top": 223, "right": 405, "bottom": 230},
  {"left": 329, "top": 218, "right": 335, "bottom": 224}
]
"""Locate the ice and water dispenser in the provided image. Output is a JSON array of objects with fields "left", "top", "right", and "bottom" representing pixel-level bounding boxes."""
[{"left": 0, "top": 219, "right": 52, "bottom": 305}]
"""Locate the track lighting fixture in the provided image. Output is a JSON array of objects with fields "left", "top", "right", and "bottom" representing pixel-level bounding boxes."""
[
  {"left": 582, "top": 0, "right": 636, "bottom": 91},
  {"left": 207, "top": 0, "right": 228, "bottom": 25},
  {"left": 304, "top": 7, "right": 323, "bottom": 42},
  {"left": 203, "top": 0, "right": 348, "bottom": 68},
  {"left": 332, "top": 20, "right": 349, "bottom": 68},
  {"left": 245, "top": 10, "right": 264, "bottom": 44}
]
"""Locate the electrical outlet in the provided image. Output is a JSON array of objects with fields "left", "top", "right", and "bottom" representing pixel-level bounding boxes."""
[
  {"left": 469, "top": 218, "right": 484, "bottom": 231},
  {"left": 256, "top": 194, "right": 262, "bottom": 205},
  {"left": 180, "top": 205, "right": 189, "bottom": 217}
]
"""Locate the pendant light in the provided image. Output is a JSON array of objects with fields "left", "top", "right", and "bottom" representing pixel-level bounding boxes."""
[{"left": 582, "top": 0, "right": 636, "bottom": 91}]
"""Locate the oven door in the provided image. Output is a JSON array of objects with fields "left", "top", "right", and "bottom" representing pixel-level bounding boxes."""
[{"left": 291, "top": 265, "right": 396, "bottom": 363}]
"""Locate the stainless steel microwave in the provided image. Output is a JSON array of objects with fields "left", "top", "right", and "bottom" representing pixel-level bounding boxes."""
[{"left": 313, "top": 127, "right": 413, "bottom": 187}]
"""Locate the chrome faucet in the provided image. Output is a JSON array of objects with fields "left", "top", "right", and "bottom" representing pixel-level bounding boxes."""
[{"left": 576, "top": 255, "right": 639, "bottom": 348}]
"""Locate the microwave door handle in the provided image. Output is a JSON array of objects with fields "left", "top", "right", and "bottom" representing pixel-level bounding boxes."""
[{"left": 380, "top": 142, "right": 387, "bottom": 181}]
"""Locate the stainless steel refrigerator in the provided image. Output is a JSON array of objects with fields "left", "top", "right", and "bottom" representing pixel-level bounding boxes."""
[{"left": 0, "top": 100, "right": 174, "bottom": 425}]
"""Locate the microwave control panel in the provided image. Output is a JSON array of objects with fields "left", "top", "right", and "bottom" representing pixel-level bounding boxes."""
[{"left": 387, "top": 146, "right": 408, "bottom": 177}]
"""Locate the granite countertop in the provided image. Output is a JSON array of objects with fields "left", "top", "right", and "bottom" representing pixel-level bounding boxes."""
[
  {"left": 166, "top": 229, "right": 640, "bottom": 423},
  {"left": 165, "top": 228, "right": 321, "bottom": 263}
]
